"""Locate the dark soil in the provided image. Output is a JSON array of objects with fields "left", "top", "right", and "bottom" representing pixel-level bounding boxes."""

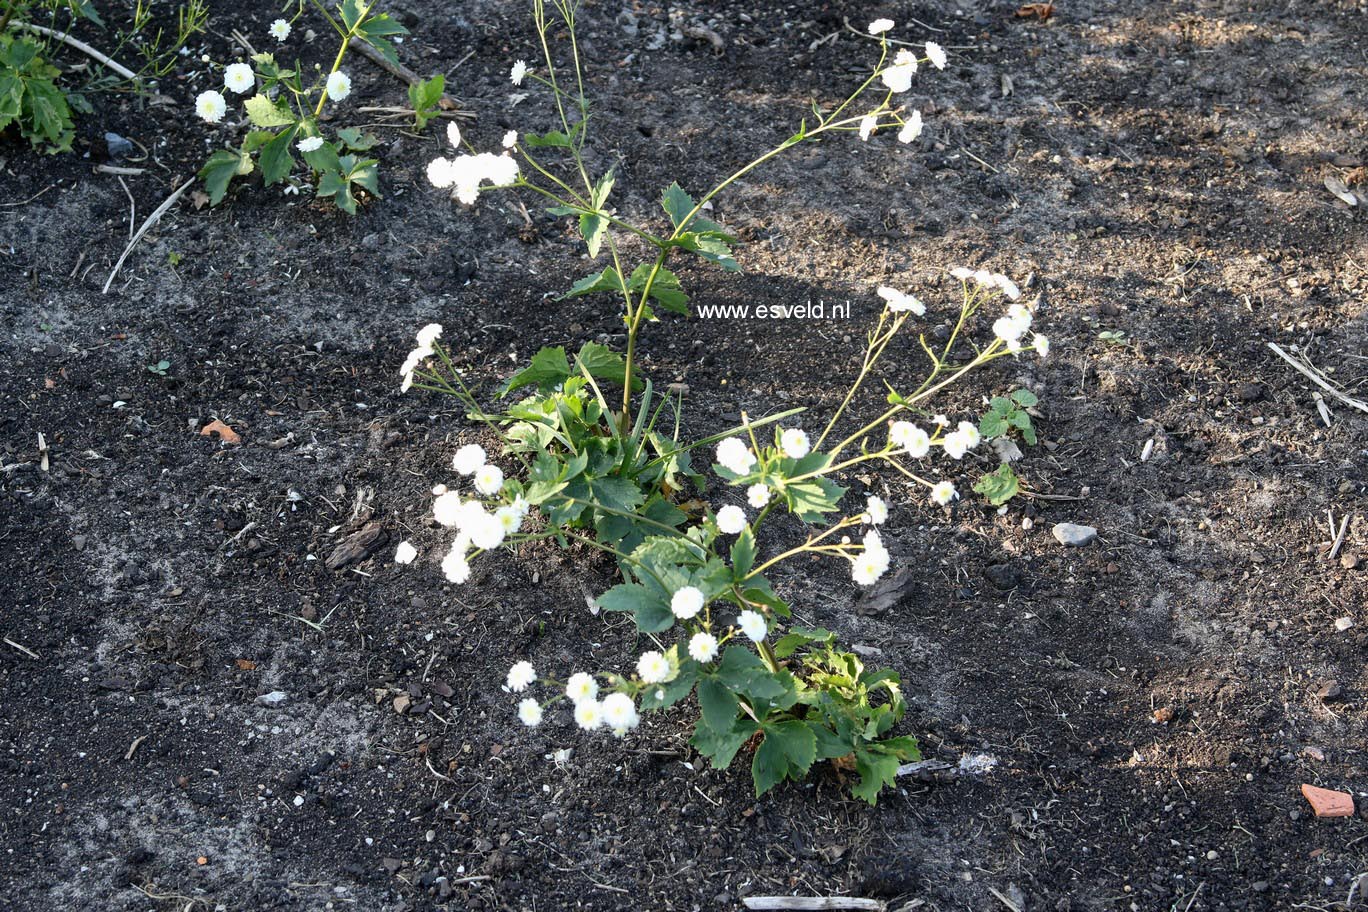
[{"left": 3, "top": 0, "right": 1368, "bottom": 909}]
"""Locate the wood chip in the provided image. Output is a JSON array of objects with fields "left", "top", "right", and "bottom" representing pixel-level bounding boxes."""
[
  {"left": 1325, "top": 174, "right": 1358, "bottom": 206},
  {"left": 742, "top": 899, "right": 884, "bottom": 911},
  {"left": 325, "top": 522, "right": 387, "bottom": 570}
]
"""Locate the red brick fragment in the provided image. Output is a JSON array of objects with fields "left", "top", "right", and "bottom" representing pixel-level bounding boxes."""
[{"left": 1301, "top": 784, "right": 1355, "bottom": 817}]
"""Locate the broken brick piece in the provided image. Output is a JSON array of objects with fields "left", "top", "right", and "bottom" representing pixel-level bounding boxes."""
[{"left": 1301, "top": 784, "right": 1355, "bottom": 818}]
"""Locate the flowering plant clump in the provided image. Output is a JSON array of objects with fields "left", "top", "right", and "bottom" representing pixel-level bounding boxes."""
[
  {"left": 194, "top": 0, "right": 443, "bottom": 212},
  {"left": 401, "top": 265, "right": 1048, "bottom": 802},
  {"left": 395, "top": 1, "right": 1052, "bottom": 804}
]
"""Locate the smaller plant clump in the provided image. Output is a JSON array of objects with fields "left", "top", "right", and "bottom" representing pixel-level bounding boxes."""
[
  {"left": 193, "top": 0, "right": 437, "bottom": 212},
  {"left": 1, "top": 0, "right": 207, "bottom": 151}
]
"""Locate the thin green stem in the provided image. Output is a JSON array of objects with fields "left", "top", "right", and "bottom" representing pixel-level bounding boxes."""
[{"left": 312, "top": 0, "right": 373, "bottom": 117}]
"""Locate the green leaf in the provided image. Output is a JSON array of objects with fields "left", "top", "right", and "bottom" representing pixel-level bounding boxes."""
[
  {"left": 627, "top": 264, "right": 688, "bottom": 316},
  {"left": 578, "top": 211, "right": 607, "bottom": 258},
  {"left": 640, "top": 656, "right": 699, "bottom": 711},
  {"left": 258, "top": 124, "right": 299, "bottom": 185},
  {"left": 783, "top": 477, "right": 846, "bottom": 522},
  {"left": 244, "top": 94, "right": 296, "bottom": 128},
  {"left": 561, "top": 267, "right": 626, "bottom": 301},
  {"left": 773, "top": 626, "right": 833, "bottom": 660},
  {"left": 301, "top": 139, "right": 341, "bottom": 174},
  {"left": 850, "top": 747, "right": 902, "bottom": 805},
  {"left": 691, "top": 716, "right": 758, "bottom": 770},
  {"left": 809, "top": 722, "right": 852, "bottom": 761},
  {"left": 317, "top": 168, "right": 353, "bottom": 212},
  {"left": 697, "top": 677, "right": 739, "bottom": 731},
  {"left": 408, "top": 74, "right": 445, "bottom": 129},
  {"left": 20, "top": 76, "right": 74, "bottom": 150},
  {"left": 973, "top": 462, "right": 1020, "bottom": 506},
  {"left": 671, "top": 231, "right": 739, "bottom": 271},
  {"left": 335, "top": 126, "right": 378, "bottom": 151},
  {"left": 339, "top": 0, "right": 367, "bottom": 29},
  {"left": 978, "top": 412, "right": 1008, "bottom": 439},
  {"left": 660, "top": 182, "right": 697, "bottom": 230},
  {"left": 502, "top": 346, "right": 571, "bottom": 395},
  {"left": 523, "top": 129, "right": 575, "bottom": 148},
  {"left": 715, "top": 646, "right": 789, "bottom": 703},
  {"left": 752, "top": 720, "right": 817, "bottom": 797},
  {"left": 592, "top": 169, "right": 615, "bottom": 208},
  {"left": 575, "top": 341, "right": 641, "bottom": 391},
  {"left": 731, "top": 527, "right": 757, "bottom": 579},
  {"left": 199, "top": 148, "right": 251, "bottom": 205},
  {"left": 1011, "top": 389, "right": 1038, "bottom": 407},
  {"left": 595, "top": 583, "right": 672, "bottom": 633},
  {"left": 345, "top": 156, "right": 380, "bottom": 195}
]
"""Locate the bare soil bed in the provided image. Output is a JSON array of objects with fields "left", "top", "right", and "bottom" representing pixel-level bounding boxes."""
[{"left": 3, "top": 0, "right": 1368, "bottom": 909}]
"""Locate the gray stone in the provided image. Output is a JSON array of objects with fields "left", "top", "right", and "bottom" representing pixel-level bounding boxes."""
[{"left": 1052, "top": 522, "right": 1098, "bottom": 546}]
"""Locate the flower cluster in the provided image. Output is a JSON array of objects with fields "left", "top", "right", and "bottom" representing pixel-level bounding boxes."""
[
  {"left": 399, "top": 322, "right": 443, "bottom": 391},
  {"left": 192, "top": 1, "right": 418, "bottom": 212},
  {"left": 426, "top": 123, "right": 522, "bottom": 205},
  {"left": 431, "top": 446, "right": 529, "bottom": 583}
]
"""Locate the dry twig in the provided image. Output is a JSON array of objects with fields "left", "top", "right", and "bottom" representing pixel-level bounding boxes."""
[
  {"left": 103, "top": 177, "right": 195, "bottom": 294},
  {"left": 16, "top": 22, "right": 137, "bottom": 80}
]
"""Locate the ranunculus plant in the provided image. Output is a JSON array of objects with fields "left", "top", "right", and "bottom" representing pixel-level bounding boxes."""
[
  {"left": 401, "top": 267, "right": 1047, "bottom": 802},
  {"left": 398, "top": 0, "right": 1052, "bottom": 803},
  {"left": 194, "top": 0, "right": 443, "bottom": 212}
]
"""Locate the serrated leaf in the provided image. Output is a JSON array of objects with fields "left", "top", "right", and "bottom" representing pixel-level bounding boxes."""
[
  {"left": 259, "top": 124, "right": 299, "bottom": 185},
  {"left": 697, "top": 677, "right": 739, "bottom": 731},
  {"left": 773, "top": 626, "right": 833, "bottom": 660},
  {"left": 627, "top": 264, "right": 688, "bottom": 316},
  {"left": 578, "top": 211, "right": 607, "bottom": 258},
  {"left": 244, "top": 94, "right": 296, "bottom": 128},
  {"left": 783, "top": 477, "right": 846, "bottom": 522},
  {"left": 561, "top": 266, "right": 626, "bottom": 301},
  {"left": 575, "top": 341, "right": 642, "bottom": 391},
  {"left": 523, "top": 129, "right": 574, "bottom": 148},
  {"left": 660, "top": 182, "right": 696, "bottom": 230},
  {"left": 502, "top": 346, "right": 572, "bottom": 395},
  {"left": 691, "top": 717, "right": 758, "bottom": 770},
  {"left": 335, "top": 126, "right": 378, "bottom": 150},
  {"left": 199, "top": 148, "right": 250, "bottom": 205},
  {"left": 408, "top": 74, "right": 444, "bottom": 128},
  {"left": 850, "top": 747, "right": 902, "bottom": 805},
  {"left": 973, "top": 462, "right": 1020, "bottom": 506},
  {"left": 731, "top": 527, "right": 757, "bottom": 579},
  {"left": 752, "top": 720, "right": 817, "bottom": 797}
]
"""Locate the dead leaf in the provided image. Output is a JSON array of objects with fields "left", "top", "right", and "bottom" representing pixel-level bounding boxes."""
[
  {"left": 235, "top": 658, "right": 257, "bottom": 671},
  {"left": 200, "top": 419, "right": 241, "bottom": 444},
  {"left": 1324, "top": 174, "right": 1358, "bottom": 206},
  {"left": 1015, "top": 3, "right": 1055, "bottom": 19},
  {"left": 191, "top": 190, "right": 211, "bottom": 210},
  {"left": 393, "top": 694, "right": 411, "bottom": 714}
]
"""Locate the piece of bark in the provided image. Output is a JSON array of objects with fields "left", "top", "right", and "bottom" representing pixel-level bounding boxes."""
[
  {"left": 742, "top": 898, "right": 884, "bottom": 911},
  {"left": 348, "top": 38, "right": 460, "bottom": 110},
  {"left": 325, "top": 522, "right": 387, "bottom": 570}
]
